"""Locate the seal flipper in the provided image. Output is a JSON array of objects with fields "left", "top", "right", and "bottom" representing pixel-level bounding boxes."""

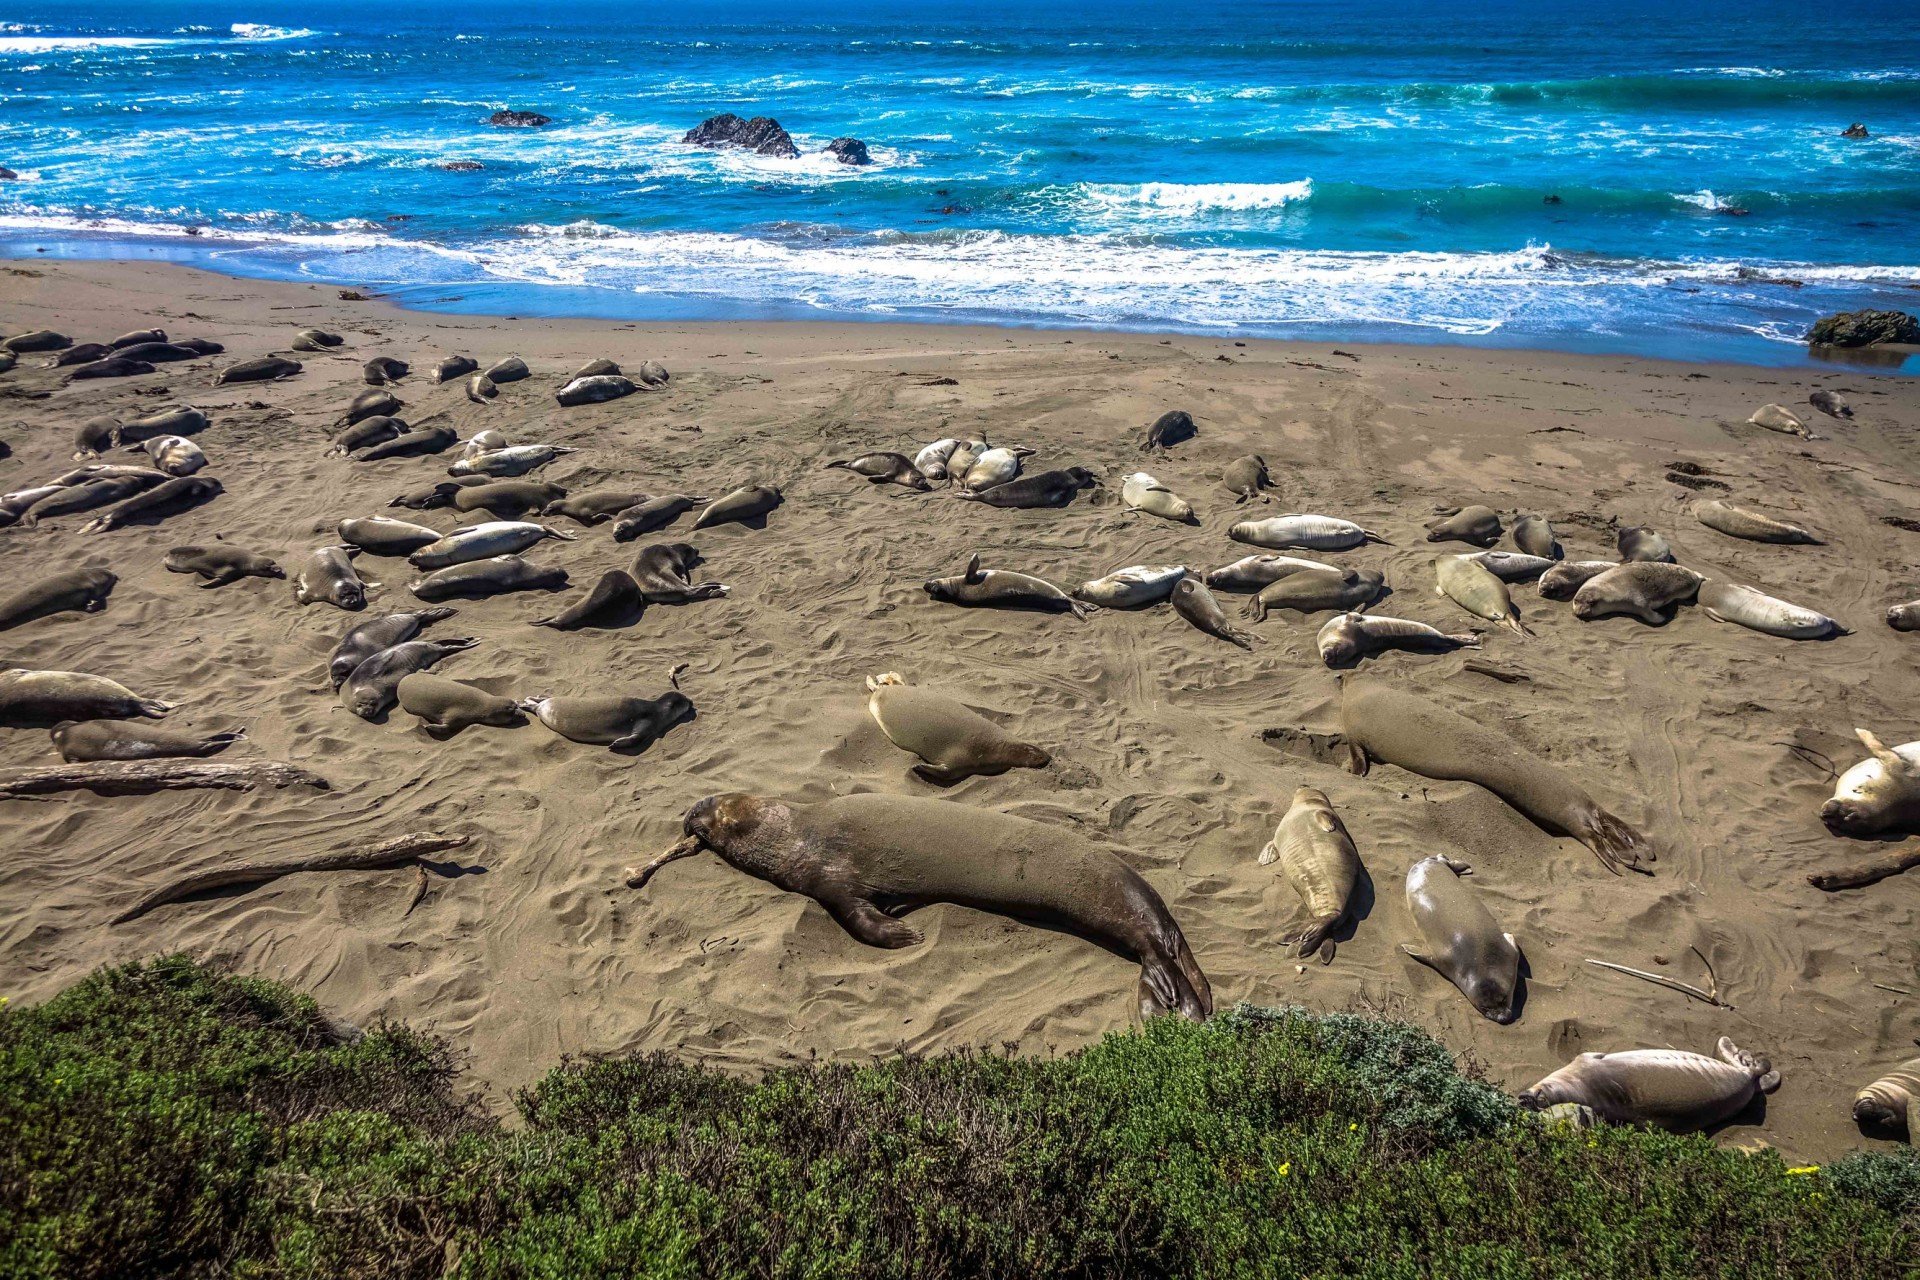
[
  {"left": 910, "top": 762, "right": 970, "bottom": 786},
  {"left": 1577, "top": 806, "right": 1652, "bottom": 875},
  {"left": 1344, "top": 739, "right": 1370, "bottom": 777},
  {"left": 1400, "top": 944, "right": 1440, "bottom": 971},
  {"left": 825, "top": 894, "right": 923, "bottom": 949}
]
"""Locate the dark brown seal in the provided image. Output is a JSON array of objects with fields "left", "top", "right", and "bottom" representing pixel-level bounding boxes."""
[
  {"left": 0, "top": 568, "right": 116, "bottom": 630},
  {"left": 531, "top": 570, "right": 644, "bottom": 629}
]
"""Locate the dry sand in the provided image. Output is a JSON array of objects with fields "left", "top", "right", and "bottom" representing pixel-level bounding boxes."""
[{"left": 3, "top": 259, "right": 1919, "bottom": 1160}]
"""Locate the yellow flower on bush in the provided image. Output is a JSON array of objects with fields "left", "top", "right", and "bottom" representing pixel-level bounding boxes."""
[{"left": 1785, "top": 1166, "right": 1819, "bottom": 1176}]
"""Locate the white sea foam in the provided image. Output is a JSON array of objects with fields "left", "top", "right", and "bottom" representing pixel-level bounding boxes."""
[
  {"left": 228, "top": 24, "right": 317, "bottom": 40},
  {"left": 1075, "top": 180, "right": 1315, "bottom": 215},
  {"left": 0, "top": 23, "right": 313, "bottom": 54},
  {"left": 1674, "top": 189, "right": 1734, "bottom": 211}
]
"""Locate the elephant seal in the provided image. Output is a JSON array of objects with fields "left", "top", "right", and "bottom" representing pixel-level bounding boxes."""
[
  {"left": 1435, "top": 555, "right": 1531, "bottom": 637},
  {"left": 396, "top": 673, "right": 526, "bottom": 737},
  {"left": 51, "top": 719, "right": 243, "bottom": 763},
  {"left": 1616, "top": 526, "right": 1674, "bottom": 563},
  {"left": 214, "top": 355, "right": 301, "bottom": 385},
  {"left": 355, "top": 425, "right": 457, "bottom": 461},
  {"left": 1696, "top": 500, "right": 1821, "bottom": 545},
  {"left": 0, "top": 485, "right": 63, "bottom": 528},
  {"left": 339, "top": 516, "right": 443, "bottom": 556},
  {"left": 19, "top": 475, "right": 163, "bottom": 527},
  {"left": 409, "top": 520, "right": 575, "bottom": 570},
  {"left": 521, "top": 689, "right": 694, "bottom": 752},
  {"left": 925, "top": 553, "right": 1089, "bottom": 618},
  {"left": 1820, "top": 729, "right": 1920, "bottom": 838},
  {"left": 293, "top": 328, "right": 344, "bottom": 351},
  {"left": 1230, "top": 515, "right": 1386, "bottom": 551},
  {"left": 462, "top": 429, "right": 509, "bottom": 459},
  {"left": 1809, "top": 389, "right": 1853, "bottom": 420},
  {"left": 1748, "top": 403, "right": 1814, "bottom": 438},
  {"left": 72, "top": 415, "right": 122, "bottom": 460},
  {"left": 1243, "top": 568, "right": 1384, "bottom": 622},
  {"left": 115, "top": 342, "right": 210, "bottom": 365},
  {"left": 172, "top": 338, "right": 224, "bottom": 356},
  {"left": 1572, "top": 562, "right": 1704, "bottom": 624},
  {"left": 636, "top": 359, "right": 669, "bottom": 387},
  {"left": 1140, "top": 409, "right": 1195, "bottom": 451},
  {"left": 1076, "top": 564, "right": 1187, "bottom": 609},
  {"left": 1425, "top": 505, "right": 1503, "bottom": 547},
  {"left": 628, "top": 791, "right": 1213, "bottom": 1020},
  {"left": 388, "top": 478, "right": 478, "bottom": 510},
  {"left": 0, "top": 669, "right": 171, "bottom": 727},
  {"left": 134, "top": 435, "right": 207, "bottom": 476},
  {"left": 1121, "top": 472, "right": 1197, "bottom": 524},
  {"left": 1316, "top": 612, "right": 1479, "bottom": 666},
  {"left": 1340, "top": 678, "right": 1650, "bottom": 874},
  {"left": 49, "top": 343, "right": 113, "bottom": 367},
  {"left": 555, "top": 374, "right": 637, "bottom": 406},
  {"left": 340, "top": 388, "right": 404, "bottom": 427},
  {"left": 329, "top": 607, "right": 458, "bottom": 690},
  {"left": 485, "top": 356, "right": 530, "bottom": 383},
  {"left": 448, "top": 444, "right": 576, "bottom": 478},
  {"left": 1890, "top": 600, "right": 1920, "bottom": 632},
  {"left": 296, "top": 546, "right": 373, "bottom": 610},
  {"left": 1537, "top": 560, "right": 1616, "bottom": 600},
  {"left": 408, "top": 555, "right": 568, "bottom": 601},
  {"left": 453, "top": 479, "right": 567, "bottom": 519},
  {"left": 1204, "top": 554, "right": 1338, "bottom": 592},
  {"left": 826, "top": 452, "right": 930, "bottom": 490},
  {"left": 364, "top": 356, "right": 409, "bottom": 385},
  {"left": 1402, "top": 856, "right": 1520, "bottom": 1023},
  {"left": 81, "top": 475, "right": 222, "bottom": 533},
  {"left": 1853, "top": 1057, "right": 1920, "bottom": 1138},
  {"left": 1258, "top": 788, "right": 1363, "bottom": 963},
  {"left": 3, "top": 330, "right": 70, "bottom": 354},
  {"left": 544, "top": 490, "right": 649, "bottom": 525},
  {"left": 466, "top": 372, "right": 497, "bottom": 404},
  {"left": 951, "top": 467, "right": 1097, "bottom": 509},
  {"left": 864, "top": 672, "right": 1050, "bottom": 783},
  {"left": 1468, "top": 551, "right": 1555, "bottom": 583},
  {"left": 532, "top": 570, "right": 643, "bottom": 629},
  {"left": 1171, "top": 577, "right": 1256, "bottom": 649},
  {"left": 692, "top": 484, "right": 783, "bottom": 530},
  {"left": 1223, "top": 454, "right": 1273, "bottom": 503},
  {"left": 631, "top": 542, "right": 728, "bottom": 603},
  {"left": 945, "top": 439, "right": 990, "bottom": 479},
  {"left": 1511, "top": 514, "right": 1560, "bottom": 560},
  {"left": 0, "top": 568, "right": 116, "bottom": 630},
  {"left": 1518, "top": 1039, "right": 1778, "bottom": 1131},
  {"left": 432, "top": 355, "right": 479, "bottom": 384},
  {"left": 961, "top": 446, "right": 1032, "bottom": 492},
  {"left": 572, "top": 358, "right": 620, "bottom": 379},
  {"left": 69, "top": 356, "right": 156, "bottom": 381},
  {"left": 913, "top": 439, "right": 961, "bottom": 482},
  {"left": 611, "top": 494, "right": 704, "bottom": 540},
  {"left": 1698, "top": 581, "right": 1848, "bottom": 639},
  {"left": 341, "top": 637, "right": 479, "bottom": 721},
  {"left": 164, "top": 545, "right": 283, "bottom": 587},
  {"left": 118, "top": 406, "right": 208, "bottom": 446},
  {"left": 109, "top": 328, "right": 166, "bottom": 349}
]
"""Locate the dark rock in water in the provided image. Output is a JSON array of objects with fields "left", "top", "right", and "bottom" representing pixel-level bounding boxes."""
[
  {"left": 1542, "top": 193, "right": 1562, "bottom": 205},
  {"left": 489, "top": 109, "right": 551, "bottom": 129},
  {"left": 1842, "top": 122, "right": 1870, "bottom": 139},
  {"left": 0, "top": 167, "right": 17, "bottom": 181},
  {"left": 1807, "top": 308, "right": 1920, "bottom": 348},
  {"left": 339, "top": 289, "right": 368, "bottom": 301},
  {"left": 823, "top": 137, "right": 871, "bottom": 166},
  {"left": 440, "top": 160, "right": 485, "bottom": 172},
  {"left": 1733, "top": 267, "right": 1803, "bottom": 288},
  {"left": 683, "top": 113, "right": 799, "bottom": 159}
]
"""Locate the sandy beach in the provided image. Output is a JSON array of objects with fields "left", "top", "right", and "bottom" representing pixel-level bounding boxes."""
[{"left": 3, "top": 258, "right": 1918, "bottom": 1162}]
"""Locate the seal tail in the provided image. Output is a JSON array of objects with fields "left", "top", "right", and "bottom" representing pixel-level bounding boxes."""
[
  {"left": 1362, "top": 530, "right": 1393, "bottom": 546},
  {"left": 824, "top": 460, "right": 854, "bottom": 471},
  {"left": 1137, "top": 930, "right": 1213, "bottom": 1021},
  {"left": 1502, "top": 615, "right": 1533, "bottom": 639},
  {"left": 1293, "top": 920, "right": 1339, "bottom": 965},
  {"left": 1579, "top": 807, "right": 1653, "bottom": 876},
  {"left": 196, "top": 729, "right": 246, "bottom": 756},
  {"left": 135, "top": 699, "right": 174, "bottom": 720},
  {"left": 1716, "top": 1037, "right": 1781, "bottom": 1093},
  {"left": 1448, "top": 632, "right": 1484, "bottom": 648}
]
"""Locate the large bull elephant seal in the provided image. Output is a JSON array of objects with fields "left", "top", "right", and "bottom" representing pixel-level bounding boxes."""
[{"left": 627, "top": 791, "right": 1213, "bottom": 1021}]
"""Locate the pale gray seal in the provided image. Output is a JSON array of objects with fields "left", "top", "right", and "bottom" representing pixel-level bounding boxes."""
[
  {"left": 1203, "top": 554, "right": 1338, "bottom": 592},
  {"left": 521, "top": 689, "right": 694, "bottom": 752},
  {"left": 109, "top": 328, "right": 166, "bottom": 349},
  {"left": 295, "top": 546, "right": 373, "bottom": 610},
  {"left": 1402, "top": 855, "right": 1520, "bottom": 1023},
  {"left": 0, "top": 568, "right": 116, "bottom": 630},
  {"left": 1170, "top": 577, "right": 1256, "bottom": 649},
  {"left": 1468, "top": 551, "right": 1555, "bottom": 583},
  {"left": 864, "top": 672, "right": 1050, "bottom": 783},
  {"left": 0, "top": 668, "right": 171, "bottom": 727},
  {"left": 134, "top": 435, "right": 208, "bottom": 477},
  {"left": 80, "top": 475, "right": 222, "bottom": 533},
  {"left": 51, "top": 719, "right": 243, "bottom": 763},
  {"left": 572, "top": 358, "right": 621, "bottom": 379},
  {"left": 826, "top": 452, "right": 930, "bottom": 490},
  {"left": 1698, "top": 581, "right": 1848, "bottom": 639},
  {"left": 1425, "top": 505, "right": 1502, "bottom": 547},
  {"left": 924, "top": 553, "right": 1088, "bottom": 618},
  {"left": 1889, "top": 600, "right": 1920, "bottom": 632},
  {"left": 1316, "top": 612, "right": 1479, "bottom": 666},
  {"left": 409, "top": 520, "right": 575, "bottom": 570},
  {"left": 164, "top": 545, "right": 284, "bottom": 587},
  {"left": 408, "top": 555, "right": 568, "bottom": 601},
  {"left": 1518, "top": 1039, "right": 1779, "bottom": 1131},
  {"left": 1748, "top": 403, "right": 1814, "bottom": 437},
  {"left": 1258, "top": 787, "right": 1363, "bottom": 962},
  {"left": 961, "top": 446, "right": 1033, "bottom": 492},
  {"left": 447, "top": 444, "right": 576, "bottom": 478},
  {"left": 1243, "top": 568, "right": 1384, "bottom": 622},
  {"left": 338, "top": 516, "right": 443, "bottom": 557},
  {"left": 1572, "top": 562, "right": 1703, "bottom": 624},
  {"left": 1435, "top": 555, "right": 1531, "bottom": 636},
  {"left": 531, "top": 570, "right": 643, "bottom": 630},
  {"left": 555, "top": 374, "right": 637, "bottom": 405},
  {"left": 1223, "top": 454, "right": 1273, "bottom": 503},
  {"left": 1121, "top": 472, "right": 1197, "bottom": 523},
  {"left": 1230, "top": 515, "right": 1386, "bottom": 551},
  {"left": 1076, "top": 564, "right": 1188, "bottom": 609},
  {"left": 611, "top": 494, "right": 705, "bottom": 541},
  {"left": 395, "top": 673, "right": 526, "bottom": 737},
  {"left": 329, "top": 607, "right": 458, "bottom": 690},
  {"left": 1537, "top": 560, "right": 1617, "bottom": 601},
  {"left": 466, "top": 372, "right": 497, "bottom": 404},
  {"left": 1510, "top": 513, "right": 1560, "bottom": 560},
  {"left": 913, "top": 439, "right": 960, "bottom": 482},
  {"left": 1820, "top": 729, "right": 1920, "bottom": 838},
  {"left": 692, "top": 484, "right": 783, "bottom": 530},
  {"left": 341, "top": 636, "right": 479, "bottom": 721},
  {"left": 1615, "top": 525, "right": 1674, "bottom": 563},
  {"left": 631, "top": 542, "right": 728, "bottom": 603},
  {"left": 1695, "top": 499, "right": 1822, "bottom": 545}
]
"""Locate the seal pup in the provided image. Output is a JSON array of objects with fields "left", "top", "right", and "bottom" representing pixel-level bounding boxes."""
[
  {"left": 355, "top": 425, "right": 457, "bottom": 461},
  {"left": 629, "top": 792, "right": 1213, "bottom": 1020},
  {"left": 117, "top": 406, "right": 209, "bottom": 447},
  {"left": 1510, "top": 514, "right": 1560, "bottom": 560},
  {"left": 0, "top": 485, "right": 63, "bottom": 528},
  {"left": 214, "top": 355, "right": 301, "bottom": 385},
  {"left": 395, "top": 672, "right": 526, "bottom": 738},
  {"left": 339, "top": 516, "right": 443, "bottom": 557},
  {"left": 913, "top": 438, "right": 961, "bottom": 482},
  {"left": 1537, "top": 560, "right": 1616, "bottom": 600},
  {"left": 1820, "top": 729, "right": 1920, "bottom": 838},
  {"left": 1244, "top": 568, "right": 1384, "bottom": 622},
  {"left": 17, "top": 475, "right": 162, "bottom": 527},
  {"left": 465, "top": 372, "right": 497, "bottom": 404},
  {"left": 0, "top": 568, "right": 116, "bottom": 630},
  {"left": 448, "top": 444, "right": 577, "bottom": 478},
  {"left": 1748, "top": 403, "right": 1815, "bottom": 438},
  {"left": 1222, "top": 454, "right": 1273, "bottom": 503},
  {"left": 363, "top": 356, "right": 409, "bottom": 385},
  {"left": 691, "top": 484, "right": 783, "bottom": 530},
  {"left": 292, "top": 328, "right": 344, "bottom": 352},
  {"left": 431, "top": 355, "right": 478, "bottom": 383},
  {"left": 341, "top": 637, "right": 479, "bottom": 721},
  {"left": 611, "top": 494, "right": 705, "bottom": 541},
  {"left": 825, "top": 452, "right": 930, "bottom": 490},
  {"left": 329, "top": 607, "right": 458, "bottom": 690},
  {"left": 1204, "top": 554, "right": 1339, "bottom": 592},
  {"left": 1340, "top": 679, "right": 1651, "bottom": 874},
  {"left": 1076, "top": 564, "right": 1188, "bottom": 609},
  {"left": 115, "top": 341, "right": 211, "bottom": 365},
  {"left": 328, "top": 416, "right": 405, "bottom": 456},
  {"left": 951, "top": 467, "right": 1097, "bottom": 509},
  {"left": 531, "top": 570, "right": 644, "bottom": 629},
  {"left": 459, "top": 430, "right": 508, "bottom": 462},
  {"left": 555, "top": 374, "right": 637, "bottom": 406},
  {"left": 946, "top": 439, "right": 990, "bottom": 479},
  {"left": 51, "top": 719, "right": 243, "bottom": 763},
  {"left": 295, "top": 545, "right": 373, "bottom": 610},
  {"left": 1258, "top": 787, "right": 1363, "bottom": 963},
  {"left": 1518, "top": 1039, "right": 1779, "bottom": 1131},
  {"left": 408, "top": 520, "right": 576, "bottom": 570},
  {"left": 0, "top": 669, "right": 171, "bottom": 728},
  {"left": 1853, "top": 1057, "right": 1920, "bottom": 1139},
  {"left": 1402, "top": 856, "right": 1521, "bottom": 1023},
  {"left": 1615, "top": 526, "right": 1674, "bottom": 563},
  {"left": 1170, "top": 577, "right": 1256, "bottom": 649},
  {"left": 636, "top": 359, "right": 670, "bottom": 387},
  {"left": 2, "top": 330, "right": 70, "bottom": 354},
  {"left": 109, "top": 328, "right": 166, "bottom": 349},
  {"left": 408, "top": 555, "right": 568, "bottom": 601},
  {"left": 1140, "top": 409, "right": 1195, "bottom": 451},
  {"left": 69, "top": 356, "right": 156, "bottom": 381},
  {"left": 453, "top": 479, "right": 568, "bottom": 519},
  {"left": 520, "top": 689, "right": 694, "bottom": 752},
  {"left": 543, "top": 490, "right": 650, "bottom": 525},
  {"left": 1468, "top": 551, "right": 1555, "bottom": 583},
  {"left": 1695, "top": 499, "right": 1822, "bottom": 545},
  {"left": 48, "top": 343, "right": 113, "bottom": 367},
  {"left": 1425, "top": 506, "right": 1503, "bottom": 547},
  {"left": 72, "top": 416, "right": 122, "bottom": 460},
  {"left": 865, "top": 672, "right": 1050, "bottom": 782},
  {"left": 631, "top": 542, "right": 728, "bottom": 603},
  {"left": 388, "top": 479, "right": 476, "bottom": 511},
  {"left": 1572, "top": 562, "right": 1704, "bottom": 624},
  {"left": 1435, "top": 554, "right": 1531, "bottom": 636},
  {"left": 1698, "top": 581, "right": 1848, "bottom": 640},
  {"left": 1230, "top": 515, "right": 1387, "bottom": 551},
  {"left": 165, "top": 545, "right": 283, "bottom": 587},
  {"left": 962, "top": 446, "right": 1033, "bottom": 492},
  {"left": 1121, "top": 472, "right": 1197, "bottom": 524},
  {"left": 1889, "top": 600, "right": 1920, "bottom": 632},
  {"left": 1316, "top": 612, "right": 1479, "bottom": 667},
  {"left": 573, "top": 358, "right": 621, "bottom": 379},
  {"left": 484, "top": 356, "right": 530, "bottom": 384},
  {"left": 80, "top": 475, "right": 222, "bottom": 533},
  {"left": 133, "top": 435, "right": 207, "bottom": 477},
  {"left": 1809, "top": 389, "right": 1853, "bottom": 420},
  {"left": 924, "top": 553, "right": 1090, "bottom": 619}
]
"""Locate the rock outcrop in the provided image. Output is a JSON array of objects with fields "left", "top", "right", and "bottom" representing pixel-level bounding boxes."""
[
  {"left": 1807, "top": 309, "right": 1920, "bottom": 348},
  {"left": 1842, "top": 122, "right": 1870, "bottom": 139},
  {"left": 488, "top": 110, "right": 550, "bottom": 129},
  {"left": 439, "top": 161, "right": 486, "bottom": 172},
  {"left": 683, "top": 113, "right": 799, "bottom": 159},
  {"left": 823, "top": 137, "right": 871, "bottom": 166}
]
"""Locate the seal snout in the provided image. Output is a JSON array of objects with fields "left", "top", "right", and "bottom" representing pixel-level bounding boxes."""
[{"left": 1853, "top": 1096, "right": 1896, "bottom": 1126}]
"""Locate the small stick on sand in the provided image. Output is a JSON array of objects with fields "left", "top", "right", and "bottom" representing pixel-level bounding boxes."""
[
  {"left": 1585, "top": 958, "right": 1734, "bottom": 1009},
  {"left": 1808, "top": 848, "right": 1920, "bottom": 892},
  {"left": 0, "top": 760, "right": 329, "bottom": 800},
  {"left": 114, "top": 833, "right": 470, "bottom": 924},
  {"left": 1873, "top": 983, "right": 1913, "bottom": 996},
  {"left": 402, "top": 864, "right": 431, "bottom": 919}
]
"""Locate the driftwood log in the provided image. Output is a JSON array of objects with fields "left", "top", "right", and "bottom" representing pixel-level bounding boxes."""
[
  {"left": 1808, "top": 847, "right": 1920, "bottom": 892},
  {"left": 0, "top": 760, "right": 329, "bottom": 800},
  {"left": 113, "top": 833, "right": 472, "bottom": 924}
]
